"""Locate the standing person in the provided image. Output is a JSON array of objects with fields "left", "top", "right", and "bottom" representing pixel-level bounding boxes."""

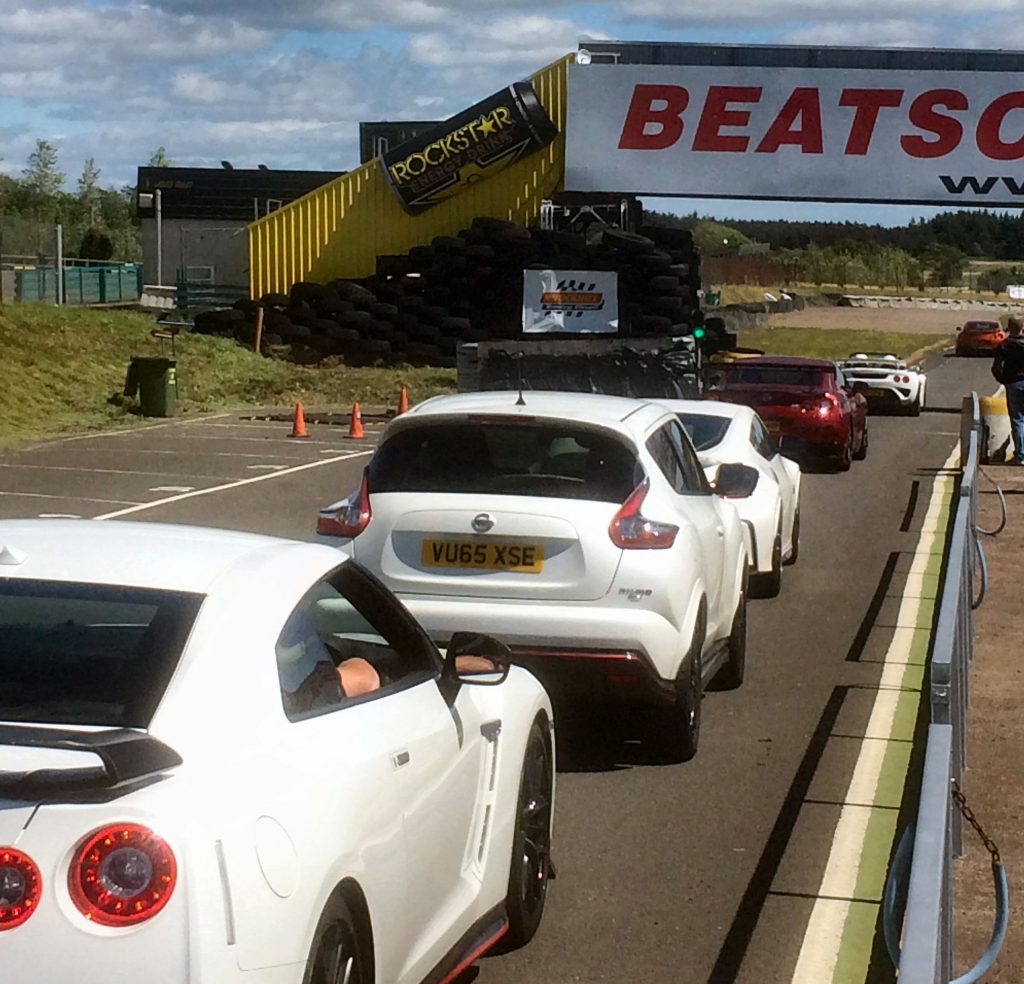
[{"left": 992, "top": 316, "right": 1024, "bottom": 465}]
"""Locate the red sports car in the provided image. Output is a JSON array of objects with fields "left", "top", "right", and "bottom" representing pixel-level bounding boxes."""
[
  {"left": 705, "top": 356, "right": 868, "bottom": 471},
  {"left": 955, "top": 320, "right": 1007, "bottom": 356}
]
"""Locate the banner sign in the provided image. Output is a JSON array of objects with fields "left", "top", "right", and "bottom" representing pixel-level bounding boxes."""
[
  {"left": 382, "top": 81, "right": 558, "bottom": 212},
  {"left": 1007, "top": 285, "right": 1024, "bottom": 300},
  {"left": 566, "top": 60, "right": 1024, "bottom": 207},
  {"left": 523, "top": 270, "right": 619, "bottom": 334}
]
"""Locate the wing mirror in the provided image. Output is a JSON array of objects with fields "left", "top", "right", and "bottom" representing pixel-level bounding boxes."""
[
  {"left": 714, "top": 463, "right": 760, "bottom": 499},
  {"left": 439, "top": 631, "right": 512, "bottom": 703}
]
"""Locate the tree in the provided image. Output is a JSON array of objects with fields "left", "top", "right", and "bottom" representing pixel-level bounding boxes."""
[
  {"left": 148, "top": 147, "right": 174, "bottom": 167},
  {"left": 77, "top": 157, "right": 102, "bottom": 224},
  {"left": 921, "top": 244, "right": 967, "bottom": 287},
  {"left": 22, "top": 139, "right": 65, "bottom": 198}
]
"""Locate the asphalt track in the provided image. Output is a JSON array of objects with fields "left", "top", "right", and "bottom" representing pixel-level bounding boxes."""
[{"left": 0, "top": 354, "right": 994, "bottom": 983}]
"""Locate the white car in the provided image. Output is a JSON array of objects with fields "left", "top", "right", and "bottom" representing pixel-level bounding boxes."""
[
  {"left": 662, "top": 400, "right": 801, "bottom": 599},
  {"left": 316, "top": 391, "right": 750, "bottom": 762},
  {"left": 0, "top": 519, "right": 554, "bottom": 984},
  {"left": 836, "top": 352, "right": 926, "bottom": 415}
]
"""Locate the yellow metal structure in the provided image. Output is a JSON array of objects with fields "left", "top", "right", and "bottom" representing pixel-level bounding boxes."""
[{"left": 249, "top": 54, "right": 573, "bottom": 299}]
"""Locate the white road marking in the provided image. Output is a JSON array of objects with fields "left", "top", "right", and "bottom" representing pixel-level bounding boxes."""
[
  {"left": 790, "top": 443, "right": 960, "bottom": 984},
  {"left": 38, "top": 513, "right": 82, "bottom": 519},
  {"left": 149, "top": 485, "right": 196, "bottom": 493},
  {"left": 0, "top": 491, "right": 142, "bottom": 506},
  {"left": 19, "top": 413, "right": 233, "bottom": 449},
  {"left": 246, "top": 464, "right": 290, "bottom": 471},
  {"left": 0, "top": 462, "right": 235, "bottom": 480},
  {"left": 95, "top": 450, "right": 374, "bottom": 520}
]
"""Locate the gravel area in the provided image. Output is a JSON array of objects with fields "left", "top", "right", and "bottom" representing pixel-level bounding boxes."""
[{"left": 769, "top": 306, "right": 997, "bottom": 334}]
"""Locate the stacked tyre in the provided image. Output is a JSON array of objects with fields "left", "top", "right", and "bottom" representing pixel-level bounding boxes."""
[{"left": 192, "top": 218, "right": 704, "bottom": 366}]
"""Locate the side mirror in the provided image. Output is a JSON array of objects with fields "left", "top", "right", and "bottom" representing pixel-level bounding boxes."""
[
  {"left": 714, "top": 462, "right": 759, "bottom": 498},
  {"left": 439, "top": 631, "right": 512, "bottom": 703}
]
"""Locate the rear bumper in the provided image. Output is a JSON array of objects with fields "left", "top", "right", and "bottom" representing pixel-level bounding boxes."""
[{"left": 399, "top": 594, "right": 683, "bottom": 684}]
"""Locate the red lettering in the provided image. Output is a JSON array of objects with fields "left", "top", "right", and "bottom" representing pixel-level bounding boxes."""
[
  {"left": 756, "top": 87, "right": 823, "bottom": 154},
  {"left": 693, "top": 86, "right": 762, "bottom": 152},
  {"left": 901, "top": 89, "right": 967, "bottom": 159},
  {"left": 618, "top": 84, "right": 689, "bottom": 150},
  {"left": 840, "top": 89, "right": 904, "bottom": 155},
  {"left": 977, "top": 92, "right": 1024, "bottom": 161}
]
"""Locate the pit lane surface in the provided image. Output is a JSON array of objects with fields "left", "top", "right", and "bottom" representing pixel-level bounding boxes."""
[{"left": 0, "top": 355, "right": 993, "bottom": 983}]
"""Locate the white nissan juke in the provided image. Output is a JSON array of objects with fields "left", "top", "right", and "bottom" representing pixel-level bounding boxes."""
[
  {"left": 316, "top": 391, "right": 751, "bottom": 762},
  {"left": 0, "top": 520, "right": 554, "bottom": 984}
]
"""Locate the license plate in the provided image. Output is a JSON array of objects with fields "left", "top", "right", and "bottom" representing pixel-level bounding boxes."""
[
  {"left": 867, "top": 387, "right": 888, "bottom": 398},
  {"left": 421, "top": 539, "right": 544, "bottom": 573}
]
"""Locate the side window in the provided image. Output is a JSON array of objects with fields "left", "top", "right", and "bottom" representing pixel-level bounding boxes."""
[
  {"left": 750, "top": 417, "right": 774, "bottom": 461},
  {"left": 647, "top": 422, "right": 708, "bottom": 496},
  {"left": 276, "top": 563, "right": 440, "bottom": 721},
  {"left": 667, "top": 420, "right": 710, "bottom": 494}
]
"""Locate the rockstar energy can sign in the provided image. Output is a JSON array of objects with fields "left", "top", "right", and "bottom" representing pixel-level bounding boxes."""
[{"left": 382, "top": 81, "right": 558, "bottom": 213}]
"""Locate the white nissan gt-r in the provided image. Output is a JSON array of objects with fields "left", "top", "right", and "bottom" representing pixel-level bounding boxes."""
[
  {"left": 0, "top": 520, "right": 554, "bottom": 984},
  {"left": 661, "top": 400, "right": 801, "bottom": 599},
  {"left": 315, "top": 391, "right": 751, "bottom": 763}
]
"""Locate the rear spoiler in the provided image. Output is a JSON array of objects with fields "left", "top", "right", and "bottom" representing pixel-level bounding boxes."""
[{"left": 0, "top": 725, "right": 182, "bottom": 797}]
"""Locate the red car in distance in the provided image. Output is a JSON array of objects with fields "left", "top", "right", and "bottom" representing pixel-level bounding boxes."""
[
  {"left": 955, "top": 319, "right": 1007, "bottom": 356},
  {"left": 705, "top": 356, "right": 868, "bottom": 472}
]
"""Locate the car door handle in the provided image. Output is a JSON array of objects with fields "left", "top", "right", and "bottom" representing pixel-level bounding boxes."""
[
  {"left": 391, "top": 750, "right": 411, "bottom": 770},
  {"left": 716, "top": 526, "right": 725, "bottom": 538}
]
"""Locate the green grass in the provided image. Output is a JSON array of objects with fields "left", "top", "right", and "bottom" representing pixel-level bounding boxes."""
[
  {"left": 0, "top": 304, "right": 457, "bottom": 447},
  {"left": 736, "top": 327, "right": 952, "bottom": 362}
]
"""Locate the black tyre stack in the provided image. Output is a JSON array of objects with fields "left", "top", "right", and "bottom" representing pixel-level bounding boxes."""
[{"left": 194, "top": 219, "right": 703, "bottom": 366}]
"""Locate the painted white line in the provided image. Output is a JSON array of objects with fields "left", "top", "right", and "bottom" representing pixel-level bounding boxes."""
[
  {"left": 96, "top": 450, "right": 374, "bottom": 520},
  {"left": 41, "top": 447, "right": 318, "bottom": 461},
  {"left": 38, "top": 513, "right": 82, "bottom": 519},
  {"left": 0, "top": 463, "right": 236, "bottom": 481},
  {"left": 0, "top": 491, "right": 142, "bottom": 506},
  {"left": 149, "top": 485, "right": 196, "bottom": 493},
  {"left": 246, "top": 464, "right": 289, "bottom": 471},
  {"left": 18, "top": 413, "right": 233, "bottom": 449},
  {"left": 790, "top": 444, "right": 960, "bottom": 984}
]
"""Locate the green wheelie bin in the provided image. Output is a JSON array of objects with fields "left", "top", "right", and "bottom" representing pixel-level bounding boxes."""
[{"left": 124, "top": 356, "right": 177, "bottom": 417}]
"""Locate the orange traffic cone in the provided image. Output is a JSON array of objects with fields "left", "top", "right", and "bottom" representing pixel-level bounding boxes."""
[
  {"left": 348, "top": 402, "right": 365, "bottom": 439},
  {"left": 290, "top": 401, "right": 309, "bottom": 439},
  {"left": 397, "top": 386, "right": 410, "bottom": 415}
]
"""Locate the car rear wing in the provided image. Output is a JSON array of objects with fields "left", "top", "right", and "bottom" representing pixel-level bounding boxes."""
[{"left": 0, "top": 724, "right": 182, "bottom": 798}]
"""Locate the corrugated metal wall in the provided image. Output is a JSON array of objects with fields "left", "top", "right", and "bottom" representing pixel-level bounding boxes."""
[{"left": 248, "top": 54, "right": 572, "bottom": 298}]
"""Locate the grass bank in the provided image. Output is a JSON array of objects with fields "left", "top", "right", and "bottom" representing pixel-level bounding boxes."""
[
  {"left": 735, "top": 326, "right": 949, "bottom": 362},
  {"left": 0, "top": 304, "right": 457, "bottom": 447}
]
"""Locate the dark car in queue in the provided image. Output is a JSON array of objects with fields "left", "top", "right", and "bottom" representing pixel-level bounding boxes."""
[
  {"left": 955, "top": 319, "right": 1007, "bottom": 357},
  {"left": 704, "top": 355, "right": 868, "bottom": 472}
]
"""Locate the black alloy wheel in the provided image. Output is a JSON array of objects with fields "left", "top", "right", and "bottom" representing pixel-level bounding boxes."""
[
  {"left": 836, "top": 436, "right": 853, "bottom": 472},
  {"left": 305, "top": 896, "right": 367, "bottom": 984},
  {"left": 648, "top": 611, "right": 704, "bottom": 762},
  {"left": 714, "top": 586, "right": 747, "bottom": 690},
  {"left": 503, "top": 719, "right": 554, "bottom": 950}
]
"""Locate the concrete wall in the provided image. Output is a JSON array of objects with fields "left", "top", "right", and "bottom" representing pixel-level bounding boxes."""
[
  {"left": 0, "top": 270, "right": 14, "bottom": 303},
  {"left": 141, "top": 218, "right": 249, "bottom": 287}
]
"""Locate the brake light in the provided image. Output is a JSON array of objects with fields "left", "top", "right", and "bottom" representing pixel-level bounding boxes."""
[
  {"left": 609, "top": 480, "right": 678, "bottom": 549},
  {"left": 69, "top": 823, "right": 177, "bottom": 926},
  {"left": 815, "top": 392, "right": 840, "bottom": 418},
  {"left": 317, "top": 470, "right": 371, "bottom": 538},
  {"left": 0, "top": 848, "right": 42, "bottom": 930}
]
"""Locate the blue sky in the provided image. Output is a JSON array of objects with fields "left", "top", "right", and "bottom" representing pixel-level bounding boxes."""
[{"left": 2, "top": 0, "right": 1023, "bottom": 226}]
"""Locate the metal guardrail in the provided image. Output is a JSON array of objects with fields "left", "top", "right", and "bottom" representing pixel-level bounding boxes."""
[{"left": 887, "top": 392, "right": 1009, "bottom": 982}]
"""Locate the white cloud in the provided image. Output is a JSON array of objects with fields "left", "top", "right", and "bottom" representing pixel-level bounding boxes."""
[
  {"left": 618, "top": 0, "right": 1016, "bottom": 26},
  {"left": 782, "top": 18, "right": 945, "bottom": 47}
]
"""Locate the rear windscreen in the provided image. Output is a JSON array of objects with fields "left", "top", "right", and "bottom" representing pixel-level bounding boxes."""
[
  {"left": 723, "top": 367, "right": 828, "bottom": 388},
  {"left": 369, "top": 421, "right": 641, "bottom": 503},
  {"left": 0, "top": 580, "right": 203, "bottom": 728},
  {"left": 677, "top": 413, "right": 731, "bottom": 451},
  {"left": 965, "top": 322, "right": 999, "bottom": 332}
]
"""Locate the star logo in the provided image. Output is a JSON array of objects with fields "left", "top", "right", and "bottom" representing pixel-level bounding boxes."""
[{"left": 479, "top": 115, "right": 496, "bottom": 135}]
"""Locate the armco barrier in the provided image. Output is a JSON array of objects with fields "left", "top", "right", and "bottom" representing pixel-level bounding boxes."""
[{"left": 886, "top": 393, "right": 1009, "bottom": 983}]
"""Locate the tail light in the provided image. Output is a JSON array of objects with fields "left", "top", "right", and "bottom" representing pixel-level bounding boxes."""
[
  {"left": 317, "top": 470, "right": 371, "bottom": 538},
  {"left": 609, "top": 480, "right": 678, "bottom": 549},
  {"left": 0, "top": 848, "right": 42, "bottom": 930},
  {"left": 69, "top": 823, "right": 177, "bottom": 926},
  {"left": 813, "top": 392, "right": 840, "bottom": 418}
]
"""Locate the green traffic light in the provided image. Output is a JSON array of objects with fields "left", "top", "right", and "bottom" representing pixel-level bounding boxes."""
[{"left": 693, "top": 326, "right": 706, "bottom": 339}]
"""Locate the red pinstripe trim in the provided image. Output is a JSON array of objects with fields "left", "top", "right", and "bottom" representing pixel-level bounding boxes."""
[{"left": 438, "top": 919, "right": 509, "bottom": 984}]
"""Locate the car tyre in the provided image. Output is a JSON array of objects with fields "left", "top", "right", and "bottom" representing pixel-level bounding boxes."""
[
  {"left": 836, "top": 437, "right": 853, "bottom": 472},
  {"left": 304, "top": 895, "right": 369, "bottom": 984},
  {"left": 853, "top": 424, "right": 868, "bottom": 460},
  {"left": 502, "top": 718, "right": 554, "bottom": 951},
  {"left": 784, "top": 509, "right": 800, "bottom": 566},
  {"left": 908, "top": 397, "right": 922, "bottom": 417},
  {"left": 713, "top": 586, "right": 746, "bottom": 690},
  {"left": 647, "top": 611, "right": 704, "bottom": 762},
  {"left": 751, "top": 531, "right": 782, "bottom": 598}
]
